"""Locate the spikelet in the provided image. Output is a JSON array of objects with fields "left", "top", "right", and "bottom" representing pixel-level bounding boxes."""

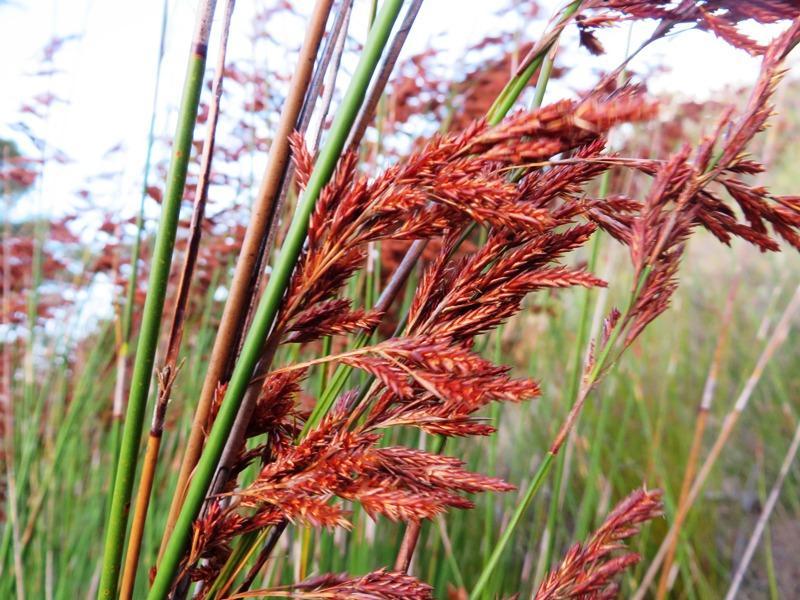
[{"left": 535, "top": 488, "right": 663, "bottom": 599}]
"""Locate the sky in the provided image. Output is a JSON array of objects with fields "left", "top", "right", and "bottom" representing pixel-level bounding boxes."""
[{"left": 0, "top": 0, "right": 792, "bottom": 223}]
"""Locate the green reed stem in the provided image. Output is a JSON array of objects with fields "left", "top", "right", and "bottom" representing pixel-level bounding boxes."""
[
  {"left": 106, "top": 0, "right": 169, "bottom": 526},
  {"left": 97, "top": 4, "right": 214, "bottom": 596},
  {"left": 147, "top": 3, "right": 404, "bottom": 597},
  {"left": 472, "top": 452, "right": 555, "bottom": 598},
  {"left": 486, "top": 0, "right": 580, "bottom": 126},
  {"left": 472, "top": 264, "right": 650, "bottom": 599}
]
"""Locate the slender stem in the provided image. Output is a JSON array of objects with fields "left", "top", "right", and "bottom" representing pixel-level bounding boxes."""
[
  {"left": 148, "top": 4, "right": 405, "bottom": 597},
  {"left": 118, "top": 431, "right": 161, "bottom": 600},
  {"left": 199, "top": 2, "right": 354, "bottom": 580},
  {"left": 97, "top": 3, "right": 216, "bottom": 597},
  {"left": 202, "top": 4, "right": 427, "bottom": 581},
  {"left": 238, "top": 523, "right": 286, "bottom": 593},
  {"left": 486, "top": 0, "right": 581, "bottom": 126},
  {"left": 394, "top": 521, "right": 422, "bottom": 572},
  {"left": 232, "top": 0, "right": 351, "bottom": 346},
  {"left": 471, "top": 261, "right": 648, "bottom": 599},
  {"left": 542, "top": 175, "right": 605, "bottom": 576},
  {"left": 158, "top": 0, "right": 334, "bottom": 560},
  {"left": 119, "top": 3, "right": 236, "bottom": 597},
  {"left": 309, "top": 0, "right": 352, "bottom": 152},
  {"left": 471, "top": 454, "right": 555, "bottom": 599},
  {"left": 109, "top": 0, "right": 169, "bottom": 505},
  {"left": 347, "top": 0, "right": 424, "bottom": 151}
]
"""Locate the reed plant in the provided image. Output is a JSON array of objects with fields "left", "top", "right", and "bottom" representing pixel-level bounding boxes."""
[{"left": 4, "top": 1, "right": 800, "bottom": 599}]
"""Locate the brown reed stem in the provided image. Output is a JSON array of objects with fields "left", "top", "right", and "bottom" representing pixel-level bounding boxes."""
[
  {"left": 298, "top": 0, "right": 354, "bottom": 135},
  {"left": 308, "top": 0, "right": 352, "bottom": 151},
  {"left": 200, "top": 4, "right": 428, "bottom": 584},
  {"left": 394, "top": 521, "right": 422, "bottom": 573},
  {"left": 655, "top": 275, "right": 739, "bottom": 598},
  {"left": 236, "top": 0, "right": 352, "bottom": 353},
  {"left": 237, "top": 522, "right": 288, "bottom": 593},
  {"left": 157, "top": 0, "right": 334, "bottom": 560},
  {"left": 118, "top": 413, "right": 165, "bottom": 600},
  {"left": 635, "top": 285, "right": 800, "bottom": 600}
]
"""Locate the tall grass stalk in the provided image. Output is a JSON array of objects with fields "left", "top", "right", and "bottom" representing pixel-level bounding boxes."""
[
  {"left": 97, "top": 2, "right": 218, "bottom": 596},
  {"left": 119, "top": 3, "right": 236, "bottom": 597},
  {"left": 200, "top": 4, "right": 426, "bottom": 582},
  {"left": 308, "top": 0, "right": 352, "bottom": 152},
  {"left": 471, "top": 265, "right": 652, "bottom": 598},
  {"left": 347, "top": 0, "right": 424, "bottom": 151},
  {"left": 485, "top": 0, "right": 581, "bottom": 125},
  {"left": 109, "top": 0, "right": 170, "bottom": 499},
  {"left": 196, "top": 4, "right": 356, "bottom": 587},
  {"left": 148, "top": 3, "right": 405, "bottom": 596},
  {"left": 541, "top": 173, "right": 606, "bottom": 576},
  {"left": 158, "top": 0, "right": 335, "bottom": 554}
]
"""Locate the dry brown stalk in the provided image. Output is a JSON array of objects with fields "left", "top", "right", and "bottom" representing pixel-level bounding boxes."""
[
  {"left": 206, "top": 1, "right": 357, "bottom": 513},
  {"left": 178, "top": 7, "right": 430, "bottom": 584},
  {"left": 158, "top": 0, "right": 334, "bottom": 559},
  {"left": 655, "top": 275, "right": 740, "bottom": 598},
  {"left": 394, "top": 518, "right": 421, "bottom": 573},
  {"left": 234, "top": 0, "right": 359, "bottom": 361},
  {"left": 237, "top": 521, "right": 287, "bottom": 593},
  {"left": 634, "top": 284, "right": 800, "bottom": 599},
  {"left": 307, "top": 0, "right": 352, "bottom": 153}
]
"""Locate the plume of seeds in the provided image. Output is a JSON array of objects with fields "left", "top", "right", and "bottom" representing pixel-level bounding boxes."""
[
  {"left": 275, "top": 86, "right": 657, "bottom": 346},
  {"left": 232, "top": 568, "right": 433, "bottom": 599},
  {"left": 182, "top": 85, "right": 656, "bottom": 585},
  {"left": 534, "top": 488, "right": 663, "bottom": 600}
]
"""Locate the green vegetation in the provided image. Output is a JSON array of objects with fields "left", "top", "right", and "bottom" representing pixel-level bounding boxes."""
[{"left": 3, "top": 2, "right": 800, "bottom": 599}]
